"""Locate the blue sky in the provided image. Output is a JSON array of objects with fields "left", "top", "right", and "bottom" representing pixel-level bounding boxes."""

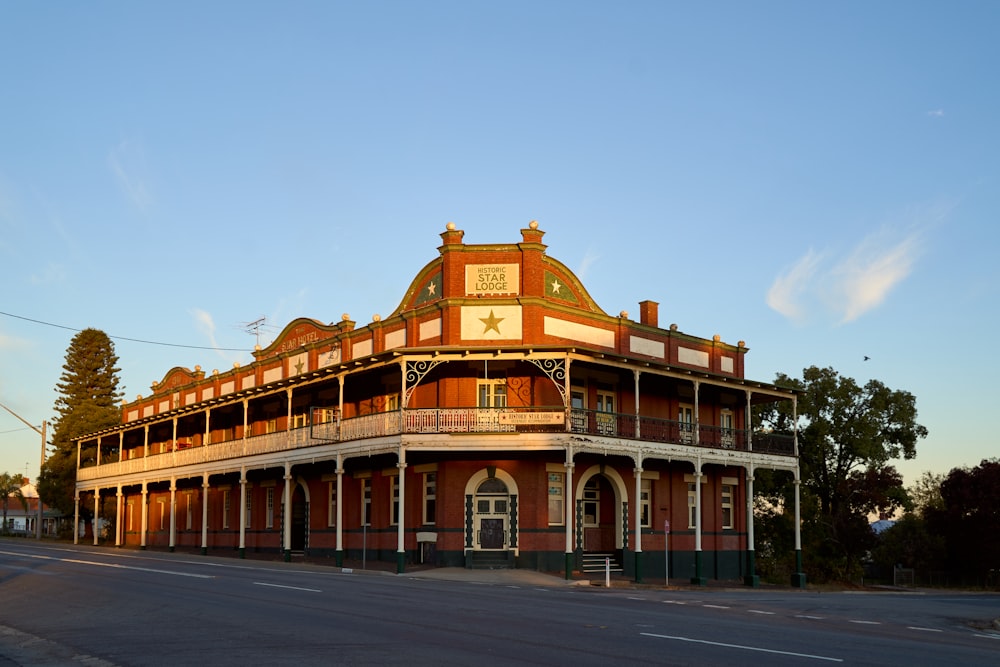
[{"left": 2, "top": 2, "right": 997, "bottom": 489}]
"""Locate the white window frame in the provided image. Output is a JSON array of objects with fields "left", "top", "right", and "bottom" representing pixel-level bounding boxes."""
[
  {"left": 477, "top": 379, "right": 507, "bottom": 407},
  {"left": 721, "top": 484, "right": 735, "bottom": 530},
  {"left": 422, "top": 472, "right": 437, "bottom": 525},
  {"left": 687, "top": 482, "right": 698, "bottom": 529},
  {"left": 390, "top": 475, "right": 400, "bottom": 526},
  {"left": 640, "top": 478, "right": 652, "bottom": 528},
  {"left": 158, "top": 499, "right": 166, "bottom": 531},
  {"left": 679, "top": 403, "right": 694, "bottom": 443},
  {"left": 361, "top": 478, "right": 372, "bottom": 526},
  {"left": 547, "top": 471, "right": 565, "bottom": 526}
]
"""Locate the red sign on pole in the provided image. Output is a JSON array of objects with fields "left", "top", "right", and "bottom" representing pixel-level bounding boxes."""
[{"left": 664, "top": 519, "right": 670, "bottom": 534}]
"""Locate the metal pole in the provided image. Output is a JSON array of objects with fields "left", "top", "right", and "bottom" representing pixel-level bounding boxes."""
[
  {"left": 0, "top": 401, "right": 46, "bottom": 540},
  {"left": 37, "top": 421, "right": 46, "bottom": 539}
]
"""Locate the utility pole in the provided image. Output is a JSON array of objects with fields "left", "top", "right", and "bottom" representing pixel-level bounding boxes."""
[{"left": 0, "top": 401, "right": 47, "bottom": 539}]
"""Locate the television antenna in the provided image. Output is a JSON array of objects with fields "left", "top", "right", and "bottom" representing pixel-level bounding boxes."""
[{"left": 238, "top": 316, "right": 277, "bottom": 348}]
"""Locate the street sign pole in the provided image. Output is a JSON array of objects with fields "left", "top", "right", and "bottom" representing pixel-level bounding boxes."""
[{"left": 664, "top": 519, "right": 670, "bottom": 586}]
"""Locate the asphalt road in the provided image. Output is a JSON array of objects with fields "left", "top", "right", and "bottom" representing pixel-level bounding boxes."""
[{"left": 1, "top": 539, "right": 998, "bottom": 666}]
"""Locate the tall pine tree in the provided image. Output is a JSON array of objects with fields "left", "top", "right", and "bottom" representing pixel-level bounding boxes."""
[{"left": 38, "top": 329, "right": 123, "bottom": 521}]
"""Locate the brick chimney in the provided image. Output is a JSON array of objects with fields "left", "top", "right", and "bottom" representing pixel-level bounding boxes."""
[{"left": 639, "top": 300, "right": 658, "bottom": 327}]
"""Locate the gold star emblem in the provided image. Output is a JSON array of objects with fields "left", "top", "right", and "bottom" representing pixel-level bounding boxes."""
[
  {"left": 479, "top": 310, "right": 504, "bottom": 335},
  {"left": 294, "top": 359, "right": 305, "bottom": 374},
  {"left": 426, "top": 281, "right": 436, "bottom": 296},
  {"left": 550, "top": 279, "right": 562, "bottom": 294}
]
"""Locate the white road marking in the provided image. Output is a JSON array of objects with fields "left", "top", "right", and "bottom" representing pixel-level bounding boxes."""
[
  {"left": 795, "top": 615, "right": 825, "bottom": 620},
  {"left": 663, "top": 600, "right": 686, "bottom": 605},
  {"left": 907, "top": 627, "right": 942, "bottom": 633},
  {"left": 641, "top": 632, "right": 843, "bottom": 662},
  {"left": 0, "top": 549, "right": 214, "bottom": 578},
  {"left": 253, "top": 582, "right": 321, "bottom": 592},
  {"left": 748, "top": 609, "right": 775, "bottom": 615},
  {"left": 703, "top": 604, "right": 730, "bottom": 609},
  {"left": 849, "top": 620, "right": 881, "bottom": 625}
]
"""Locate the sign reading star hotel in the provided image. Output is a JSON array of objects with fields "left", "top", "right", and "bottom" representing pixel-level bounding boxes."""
[{"left": 461, "top": 263, "right": 522, "bottom": 340}]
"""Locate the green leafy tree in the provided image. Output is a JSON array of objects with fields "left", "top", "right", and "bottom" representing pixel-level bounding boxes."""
[
  {"left": 0, "top": 472, "right": 28, "bottom": 535},
  {"left": 37, "top": 329, "right": 123, "bottom": 522},
  {"left": 907, "top": 470, "right": 945, "bottom": 518},
  {"left": 927, "top": 459, "right": 1000, "bottom": 586},
  {"left": 755, "top": 366, "right": 927, "bottom": 582}
]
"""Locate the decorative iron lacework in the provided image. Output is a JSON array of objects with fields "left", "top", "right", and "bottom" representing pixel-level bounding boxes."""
[
  {"left": 575, "top": 498, "right": 584, "bottom": 551},
  {"left": 621, "top": 501, "right": 629, "bottom": 550},
  {"left": 404, "top": 359, "right": 445, "bottom": 406},
  {"left": 526, "top": 358, "right": 567, "bottom": 404},
  {"left": 509, "top": 495, "right": 518, "bottom": 548}
]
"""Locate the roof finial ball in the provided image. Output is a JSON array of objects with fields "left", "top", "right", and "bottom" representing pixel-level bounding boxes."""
[
  {"left": 529, "top": 220, "right": 539, "bottom": 230},
  {"left": 446, "top": 221, "right": 456, "bottom": 231}
]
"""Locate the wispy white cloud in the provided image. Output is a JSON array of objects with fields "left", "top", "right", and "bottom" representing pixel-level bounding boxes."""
[
  {"left": 29, "top": 261, "right": 67, "bottom": 285},
  {"left": 926, "top": 109, "right": 945, "bottom": 117},
  {"left": 576, "top": 248, "right": 600, "bottom": 281},
  {"left": 191, "top": 308, "right": 219, "bottom": 346},
  {"left": 766, "top": 250, "right": 824, "bottom": 323},
  {"left": 108, "top": 138, "right": 152, "bottom": 213},
  {"left": 768, "top": 227, "right": 923, "bottom": 325},
  {"left": 827, "top": 232, "right": 920, "bottom": 323}
]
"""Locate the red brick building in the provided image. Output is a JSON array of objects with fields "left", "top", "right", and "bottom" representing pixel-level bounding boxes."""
[{"left": 75, "top": 222, "right": 802, "bottom": 584}]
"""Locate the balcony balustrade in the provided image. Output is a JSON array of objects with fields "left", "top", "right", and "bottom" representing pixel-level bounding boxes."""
[{"left": 77, "top": 407, "right": 794, "bottom": 481}]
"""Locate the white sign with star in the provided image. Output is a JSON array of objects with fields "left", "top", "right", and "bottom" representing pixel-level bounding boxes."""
[{"left": 461, "top": 305, "right": 523, "bottom": 340}]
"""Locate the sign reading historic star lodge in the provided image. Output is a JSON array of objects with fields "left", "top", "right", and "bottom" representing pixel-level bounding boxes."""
[{"left": 465, "top": 263, "right": 519, "bottom": 296}]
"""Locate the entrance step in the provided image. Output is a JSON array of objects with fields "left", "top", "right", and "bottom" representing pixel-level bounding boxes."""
[
  {"left": 581, "top": 553, "right": 623, "bottom": 574},
  {"left": 467, "top": 551, "right": 513, "bottom": 570}
]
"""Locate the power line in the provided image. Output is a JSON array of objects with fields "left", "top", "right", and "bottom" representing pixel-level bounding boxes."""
[{"left": 0, "top": 310, "right": 253, "bottom": 353}]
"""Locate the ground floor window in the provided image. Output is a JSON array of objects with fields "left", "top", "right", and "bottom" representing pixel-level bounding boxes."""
[
  {"left": 721, "top": 483, "right": 735, "bottom": 529},
  {"left": 547, "top": 471, "right": 565, "bottom": 525},
  {"left": 423, "top": 472, "right": 436, "bottom": 525}
]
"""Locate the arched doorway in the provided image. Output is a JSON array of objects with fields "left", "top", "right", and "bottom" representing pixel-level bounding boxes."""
[
  {"left": 582, "top": 474, "right": 616, "bottom": 551},
  {"left": 575, "top": 465, "right": 628, "bottom": 554},
  {"left": 473, "top": 477, "right": 509, "bottom": 550},
  {"left": 464, "top": 468, "right": 520, "bottom": 558}
]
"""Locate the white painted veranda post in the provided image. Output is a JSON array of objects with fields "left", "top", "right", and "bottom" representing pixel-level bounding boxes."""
[
  {"left": 140, "top": 482, "right": 148, "bottom": 549},
  {"left": 283, "top": 462, "right": 292, "bottom": 561},
  {"left": 238, "top": 468, "right": 247, "bottom": 558},
  {"left": 397, "top": 448, "right": 407, "bottom": 574},
  {"left": 168, "top": 479, "right": 177, "bottom": 552},
  {"left": 633, "top": 465, "right": 643, "bottom": 583},
  {"left": 201, "top": 474, "right": 210, "bottom": 555},
  {"left": 115, "top": 485, "right": 123, "bottom": 547}
]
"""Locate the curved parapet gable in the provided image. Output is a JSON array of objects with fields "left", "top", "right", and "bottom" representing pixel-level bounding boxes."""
[
  {"left": 540, "top": 256, "right": 607, "bottom": 314},
  {"left": 154, "top": 366, "right": 205, "bottom": 395},
  {"left": 389, "top": 258, "right": 444, "bottom": 317},
  {"left": 255, "top": 317, "right": 341, "bottom": 360}
]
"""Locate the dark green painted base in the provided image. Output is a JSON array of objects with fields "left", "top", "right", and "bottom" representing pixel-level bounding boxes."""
[
  {"left": 690, "top": 576, "right": 707, "bottom": 586},
  {"left": 791, "top": 572, "right": 807, "bottom": 588},
  {"left": 239, "top": 547, "right": 245, "bottom": 559},
  {"left": 744, "top": 574, "right": 760, "bottom": 588},
  {"left": 565, "top": 553, "right": 574, "bottom": 580},
  {"left": 284, "top": 549, "right": 291, "bottom": 562},
  {"left": 169, "top": 546, "right": 175, "bottom": 553},
  {"left": 396, "top": 552, "right": 406, "bottom": 574},
  {"left": 335, "top": 550, "right": 344, "bottom": 567},
  {"left": 201, "top": 547, "right": 207, "bottom": 556}
]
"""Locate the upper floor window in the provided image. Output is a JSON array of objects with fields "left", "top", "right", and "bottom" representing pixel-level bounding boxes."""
[
  {"left": 385, "top": 393, "right": 400, "bottom": 412},
  {"left": 679, "top": 404, "right": 694, "bottom": 443},
  {"left": 478, "top": 380, "right": 507, "bottom": 408}
]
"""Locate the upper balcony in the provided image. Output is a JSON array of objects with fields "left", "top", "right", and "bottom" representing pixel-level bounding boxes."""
[{"left": 77, "top": 406, "right": 795, "bottom": 482}]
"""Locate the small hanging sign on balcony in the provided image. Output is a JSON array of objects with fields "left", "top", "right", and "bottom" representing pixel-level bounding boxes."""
[{"left": 498, "top": 411, "right": 564, "bottom": 425}]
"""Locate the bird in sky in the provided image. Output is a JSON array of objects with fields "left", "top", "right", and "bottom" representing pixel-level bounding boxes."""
[{"left": 864, "top": 356, "right": 871, "bottom": 361}]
